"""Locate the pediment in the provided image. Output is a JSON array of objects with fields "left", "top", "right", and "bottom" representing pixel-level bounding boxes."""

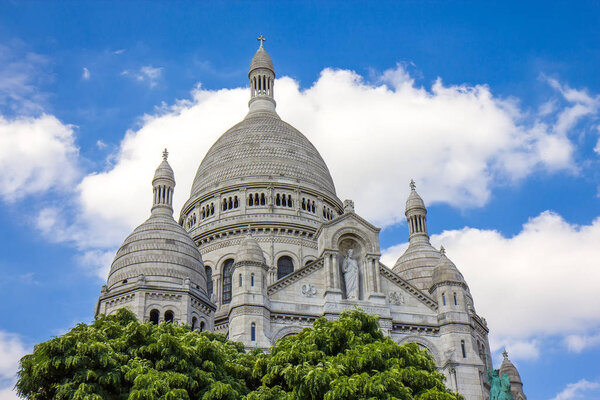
[
  {"left": 378, "top": 263, "right": 438, "bottom": 311},
  {"left": 267, "top": 258, "right": 324, "bottom": 296},
  {"left": 315, "top": 211, "right": 381, "bottom": 255}
]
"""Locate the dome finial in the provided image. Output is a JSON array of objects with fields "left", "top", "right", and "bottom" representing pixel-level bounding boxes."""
[
  {"left": 257, "top": 33, "right": 266, "bottom": 48},
  {"left": 162, "top": 148, "right": 169, "bottom": 161},
  {"left": 410, "top": 179, "right": 416, "bottom": 191},
  {"left": 502, "top": 349, "right": 508, "bottom": 360},
  {"left": 440, "top": 246, "right": 446, "bottom": 256}
]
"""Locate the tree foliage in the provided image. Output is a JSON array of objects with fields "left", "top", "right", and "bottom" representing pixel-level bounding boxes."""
[
  {"left": 16, "top": 309, "right": 461, "bottom": 400},
  {"left": 248, "top": 310, "right": 462, "bottom": 400},
  {"left": 16, "top": 309, "right": 256, "bottom": 400}
]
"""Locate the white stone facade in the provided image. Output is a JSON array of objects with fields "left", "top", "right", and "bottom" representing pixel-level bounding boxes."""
[{"left": 95, "top": 40, "right": 519, "bottom": 400}]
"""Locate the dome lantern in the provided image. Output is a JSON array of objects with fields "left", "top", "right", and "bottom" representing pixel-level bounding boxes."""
[
  {"left": 151, "top": 148, "right": 175, "bottom": 216},
  {"left": 406, "top": 179, "right": 428, "bottom": 241},
  {"left": 248, "top": 34, "right": 276, "bottom": 113}
]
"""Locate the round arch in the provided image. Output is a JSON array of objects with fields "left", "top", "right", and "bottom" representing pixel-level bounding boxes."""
[
  {"left": 272, "top": 325, "right": 304, "bottom": 342},
  {"left": 397, "top": 336, "right": 442, "bottom": 366}
]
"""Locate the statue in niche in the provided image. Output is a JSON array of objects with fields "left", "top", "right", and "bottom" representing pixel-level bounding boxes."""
[{"left": 342, "top": 248, "right": 359, "bottom": 300}]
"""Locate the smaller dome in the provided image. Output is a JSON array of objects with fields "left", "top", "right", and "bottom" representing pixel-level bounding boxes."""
[
  {"left": 432, "top": 247, "right": 465, "bottom": 286},
  {"left": 235, "top": 235, "right": 266, "bottom": 264},
  {"left": 406, "top": 180, "right": 425, "bottom": 213},
  {"left": 153, "top": 149, "right": 175, "bottom": 183},
  {"left": 249, "top": 45, "right": 274, "bottom": 74},
  {"left": 499, "top": 350, "right": 523, "bottom": 384}
]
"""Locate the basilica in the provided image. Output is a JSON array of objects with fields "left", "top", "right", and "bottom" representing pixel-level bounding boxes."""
[{"left": 95, "top": 39, "right": 526, "bottom": 400}]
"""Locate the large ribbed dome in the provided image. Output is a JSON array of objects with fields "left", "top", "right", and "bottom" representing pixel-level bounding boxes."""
[
  {"left": 107, "top": 213, "right": 209, "bottom": 296},
  {"left": 190, "top": 111, "right": 337, "bottom": 198}
]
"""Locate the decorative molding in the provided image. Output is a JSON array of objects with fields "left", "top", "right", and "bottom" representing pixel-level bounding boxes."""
[
  {"left": 379, "top": 264, "right": 438, "bottom": 310},
  {"left": 393, "top": 323, "right": 440, "bottom": 335},
  {"left": 387, "top": 291, "right": 405, "bottom": 305},
  {"left": 270, "top": 312, "right": 319, "bottom": 325},
  {"left": 302, "top": 284, "right": 317, "bottom": 297}
]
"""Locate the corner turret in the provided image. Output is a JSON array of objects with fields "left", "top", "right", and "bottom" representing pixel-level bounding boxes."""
[{"left": 228, "top": 234, "right": 271, "bottom": 349}]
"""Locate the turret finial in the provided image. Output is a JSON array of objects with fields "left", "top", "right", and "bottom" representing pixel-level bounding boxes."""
[
  {"left": 440, "top": 246, "right": 446, "bottom": 256},
  {"left": 162, "top": 148, "right": 169, "bottom": 161},
  {"left": 502, "top": 349, "right": 508, "bottom": 360},
  {"left": 257, "top": 34, "right": 266, "bottom": 47},
  {"left": 410, "top": 179, "right": 416, "bottom": 190}
]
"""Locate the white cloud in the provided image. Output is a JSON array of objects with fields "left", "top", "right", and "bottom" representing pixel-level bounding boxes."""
[
  {"left": 0, "top": 114, "right": 80, "bottom": 201},
  {"left": 82, "top": 67, "right": 90, "bottom": 80},
  {"left": 0, "top": 44, "right": 49, "bottom": 114},
  {"left": 0, "top": 331, "right": 29, "bottom": 400},
  {"left": 383, "top": 210, "right": 600, "bottom": 358},
  {"left": 551, "top": 379, "right": 600, "bottom": 400},
  {"left": 565, "top": 332, "right": 600, "bottom": 353},
  {"left": 122, "top": 65, "right": 163, "bottom": 88},
  {"left": 29, "top": 66, "right": 599, "bottom": 279}
]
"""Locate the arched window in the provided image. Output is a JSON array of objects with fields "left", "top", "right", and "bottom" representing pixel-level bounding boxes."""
[
  {"left": 205, "top": 266, "right": 213, "bottom": 299},
  {"left": 305, "top": 259, "right": 314, "bottom": 266},
  {"left": 260, "top": 193, "right": 266, "bottom": 205},
  {"left": 222, "top": 259, "right": 234, "bottom": 304},
  {"left": 149, "top": 309, "right": 159, "bottom": 325},
  {"left": 239, "top": 273, "right": 242, "bottom": 287},
  {"left": 453, "top": 292, "right": 458, "bottom": 305},
  {"left": 191, "top": 317, "right": 197, "bottom": 331},
  {"left": 461, "top": 340, "right": 466, "bottom": 358},
  {"left": 277, "top": 256, "right": 294, "bottom": 280},
  {"left": 248, "top": 194, "right": 254, "bottom": 206},
  {"left": 164, "top": 310, "right": 174, "bottom": 323},
  {"left": 200, "top": 321, "right": 205, "bottom": 332},
  {"left": 251, "top": 323, "right": 256, "bottom": 341},
  {"left": 442, "top": 292, "right": 446, "bottom": 306},
  {"left": 275, "top": 194, "right": 281, "bottom": 206},
  {"left": 251, "top": 273, "right": 255, "bottom": 287},
  {"left": 288, "top": 195, "right": 293, "bottom": 207}
]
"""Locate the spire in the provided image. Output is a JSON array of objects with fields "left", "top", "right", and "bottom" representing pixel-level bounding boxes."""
[
  {"left": 151, "top": 148, "right": 176, "bottom": 216},
  {"left": 405, "top": 180, "right": 428, "bottom": 242},
  {"left": 248, "top": 35, "right": 276, "bottom": 113}
]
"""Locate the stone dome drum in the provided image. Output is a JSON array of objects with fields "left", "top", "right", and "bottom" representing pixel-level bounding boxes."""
[{"left": 190, "top": 112, "right": 337, "bottom": 199}]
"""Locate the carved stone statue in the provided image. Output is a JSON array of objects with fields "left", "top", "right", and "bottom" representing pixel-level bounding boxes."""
[{"left": 342, "top": 248, "right": 359, "bottom": 300}]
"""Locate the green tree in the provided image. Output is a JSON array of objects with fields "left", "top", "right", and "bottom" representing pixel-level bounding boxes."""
[
  {"left": 17, "top": 309, "right": 461, "bottom": 400},
  {"left": 248, "top": 310, "right": 461, "bottom": 400},
  {"left": 16, "top": 309, "right": 257, "bottom": 400}
]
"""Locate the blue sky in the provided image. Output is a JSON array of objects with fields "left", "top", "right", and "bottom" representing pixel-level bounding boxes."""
[{"left": 1, "top": 2, "right": 600, "bottom": 399}]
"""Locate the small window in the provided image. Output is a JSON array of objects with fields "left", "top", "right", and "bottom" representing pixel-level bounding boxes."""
[
  {"left": 442, "top": 293, "right": 446, "bottom": 306},
  {"left": 222, "top": 259, "right": 234, "bottom": 304},
  {"left": 122, "top": 279, "right": 128, "bottom": 284},
  {"left": 191, "top": 317, "right": 197, "bottom": 331},
  {"left": 251, "top": 273, "right": 255, "bottom": 287},
  {"left": 251, "top": 323, "right": 256, "bottom": 341},
  {"left": 260, "top": 193, "right": 266, "bottom": 205},
  {"left": 453, "top": 292, "right": 458, "bottom": 306},
  {"left": 149, "top": 309, "right": 159, "bottom": 325},
  {"left": 277, "top": 256, "right": 294, "bottom": 280},
  {"left": 239, "top": 273, "right": 242, "bottom": 287},
  {"left": 164, "top": 310, "right": 174, "bottom": 323},
  {"left": 205, "top": 266, "right": 213, "bottom": 299},
  {"left": 461, "top": 340, "right": 466, "bottom": 358}
]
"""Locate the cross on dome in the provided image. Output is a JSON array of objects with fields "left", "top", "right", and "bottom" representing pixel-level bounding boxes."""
[
  {"left": 440, "top": 246, "right": 446, "bottom": 256},
  {"left": 502, "top": 349, "right": 509, "bottom": 359},
  {"left": 162, "top": 148, "right": 169, "bottom": 161},
  {"left": 257, "top": 34, "right": 266, "bottom": 47},
  {"left": 410, "top": 179, "right": 416, "bottom": 190}
]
